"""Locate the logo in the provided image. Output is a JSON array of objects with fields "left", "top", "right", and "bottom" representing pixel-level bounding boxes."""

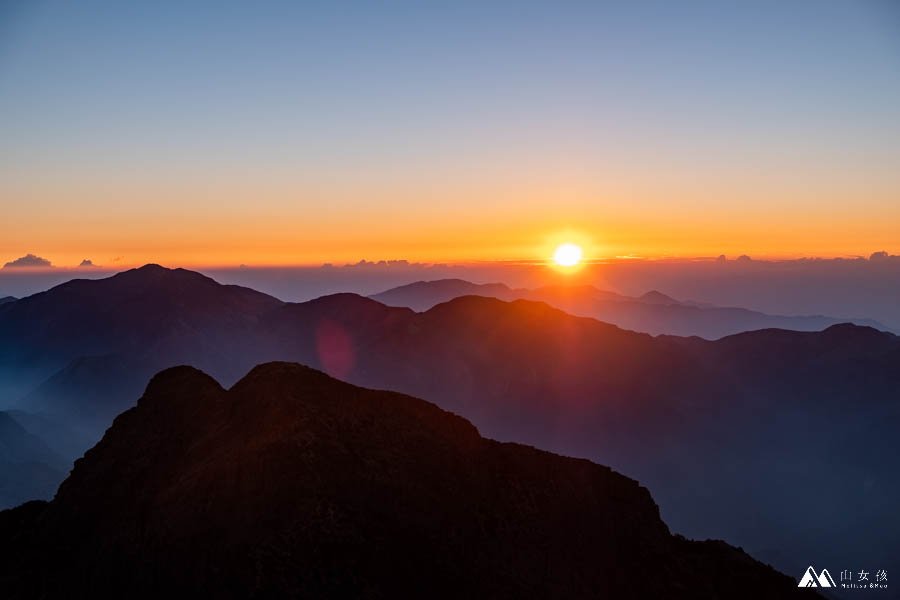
[
  {"left": 799, "top": 565, "right": 888, "bottom": 590},
  {"left": 799, "top": 566, "right": 836, "bottom": 588}
]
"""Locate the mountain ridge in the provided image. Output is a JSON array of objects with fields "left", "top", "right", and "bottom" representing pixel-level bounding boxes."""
[
  {"left": 0, "top": 362, "right": 803, "bottom": 599},
  {"left": 1, "top": 265, "right": 898, "bottom": 582},
  {"left": 0, "top": 411, "right": 67, "bottom": 508},
  {"left": 370, "top": 278, "right": 889, "bottom": 338}
]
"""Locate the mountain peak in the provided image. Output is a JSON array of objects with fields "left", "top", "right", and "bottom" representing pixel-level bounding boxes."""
[
  {"left": 304, "top": 291, "right": 384, "bottom": 308},
  {"left": 229, "top": 360, "right": 342, "bottom": 394},
  {"left": 639, "top": 290, "right": 680, "bottom": 305},
  {"left": 140, "top": 365, "right": 223, "bottom": 402},
  {"left": 134, "top": 263, "right": 168, "bottom": 272},
  {"left": 821, "top": 322, "right": 894, "bottom": 343},
  {"left": 370, "top": 279, "right": 516, "bottom": 312},
  {"left": 383, "top": 278, "right": 511, "bottom": 292},
  {"left": 113, "top": 263, "right": 213, "bottom": 284},
  {"left": 425, "top": 294, "right": 585, "bottom": 322},
  {"left": 290, "top": 293, "right": 413, "bottom": 322},
  {"left": 429, "top": 293, "right": 508, "bottom": 310}
]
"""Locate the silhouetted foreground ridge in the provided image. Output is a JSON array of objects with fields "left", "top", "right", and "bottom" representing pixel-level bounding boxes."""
[{"left": 0, "top": 362, "right": 806, "bottom": 599}]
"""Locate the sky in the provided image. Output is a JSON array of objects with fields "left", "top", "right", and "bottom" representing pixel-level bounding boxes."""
[{"left": 1, "top": 0, "right": 899, "bottom": 267}]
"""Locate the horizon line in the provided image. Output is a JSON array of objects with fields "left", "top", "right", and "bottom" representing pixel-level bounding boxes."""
[{"left": 1, "top": 251, "right": 899, "bottom": 273}]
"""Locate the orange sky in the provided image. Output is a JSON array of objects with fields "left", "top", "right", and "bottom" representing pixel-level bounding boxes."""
[
  {"left": 3, "top": 168, "right": 899, "bottom": 268},
  {"left": 3, "top": 3, "right": 899, "bottom": 268}
]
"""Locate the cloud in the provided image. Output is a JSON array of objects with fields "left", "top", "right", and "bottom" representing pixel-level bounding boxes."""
[
  {"left": 3, "top": 254, "right": 53, "bottom": 269},
  {"left": 79, "top": 259, "right": 98, "bottom": 268},
  {"left": 337, "top": 259, "right": 422, "bottom": 269},
  {"left": 869, "top": 251, "right": 894, "bottom": 261}
]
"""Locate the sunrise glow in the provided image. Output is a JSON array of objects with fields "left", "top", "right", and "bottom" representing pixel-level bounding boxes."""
[{"left": 553, "top": 243, "right": 583, "bottom": 267}]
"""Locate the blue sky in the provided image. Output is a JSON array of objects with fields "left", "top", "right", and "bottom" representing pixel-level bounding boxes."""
[{"left": 1, "top": 1, "right": 899, "bottom": 265}]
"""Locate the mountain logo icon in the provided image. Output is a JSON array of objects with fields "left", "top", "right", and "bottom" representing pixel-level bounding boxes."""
[{"left": 798, "top": 566, "right": 836, "bottom": 587}]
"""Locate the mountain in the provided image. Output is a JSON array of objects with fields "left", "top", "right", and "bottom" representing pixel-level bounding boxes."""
[
  {"left": 262, "top": 295, "right": 900, "bottom": 580},
  {"left": 638, "top": 290, "right": 680, "bottom": 305},
  {"left": 0, "top": 296, "right": 16, "bottom": 305},
  {"left": 369, "top": 278, "right": 522, "bottom": 311},
  {"left": 0, "top": 264, "right": 284, "bottom": 429},
  {"left": 0, "top": 411, "right": 67, "bottom": 508},
  {"left": 5, "top": 410, "right": 95, "bottom": 461},
  {"left": 3, "top": 266, "right": 899, "bottom": 581},
  {"left": 370, "top": 278, "right": 888, "bottom": 338},
  {"left": 0, "top": 362, "right": 802, "bottom": 599}
]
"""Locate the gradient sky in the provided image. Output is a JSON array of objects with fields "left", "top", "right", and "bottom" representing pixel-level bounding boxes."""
[{"left": 2, "top": 0, "right": 899, "bottom": 266}]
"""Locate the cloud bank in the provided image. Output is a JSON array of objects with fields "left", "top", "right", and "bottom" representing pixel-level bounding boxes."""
[{"left": 3, "top": 254, "right": 53, "bottom": 269}]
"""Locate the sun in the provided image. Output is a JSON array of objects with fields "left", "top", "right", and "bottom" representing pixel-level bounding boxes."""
[{"left": 553, "top": 243, "right": 583, "bottom": 267}]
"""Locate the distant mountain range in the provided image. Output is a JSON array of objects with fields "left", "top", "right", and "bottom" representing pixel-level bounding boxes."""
[
  {"left": 0, "top": 411, "right": 66, "bottom": 508},
  {"left": 370, "top": 278, "right": 889, "bottom": 338},
  {"left": 0, "top": 264, "right": 281, "bottom": 420},
  {"left": 1, "top": 264, "right": 897, "bottom": 581},
  {"left": 0, "top": 362, "right": 800, "bottom": 599}
]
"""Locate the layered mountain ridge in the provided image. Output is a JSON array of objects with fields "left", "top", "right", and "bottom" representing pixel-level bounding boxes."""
[
  {"left": 370, "top": 278, "right": 888, "bottom": 338},
  {"left": 1, "top": 265, "right": 897, "bottom": 580},
  {"left": 0, "top": 411, "right": 66, "bottom": 508}
]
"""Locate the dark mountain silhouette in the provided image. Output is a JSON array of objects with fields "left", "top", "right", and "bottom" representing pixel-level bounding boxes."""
[
  {"left": 0, "top": 362, "right": 803, "bottom": 599},
  {"left": 2, "top": 266, "right": 898, "bottom": 580},
  {"left": 370, "top": 278, "right": 888, "bottom": 338},
  {"left": 0, "top": 411, "right": 67, "bottom": 508},
  {"left": 0, "top": 296, "right": 16, "bottom": 305},
  {"left": 0, "top": 264, "right": 284, "bottom": 427}
]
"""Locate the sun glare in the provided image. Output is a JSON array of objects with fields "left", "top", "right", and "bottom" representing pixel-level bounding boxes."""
[{"left": 553, "top": 243, "right": 583, "bottom": 267}]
